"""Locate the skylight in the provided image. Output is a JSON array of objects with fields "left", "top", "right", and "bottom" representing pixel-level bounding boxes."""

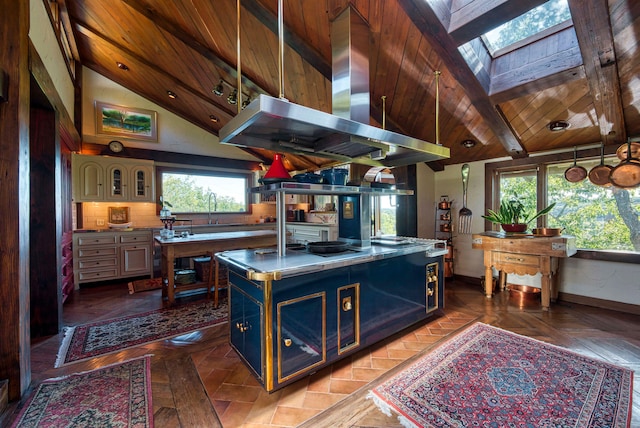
[{"left": 482, "top": 0, "right": 571, "bottom": 56}]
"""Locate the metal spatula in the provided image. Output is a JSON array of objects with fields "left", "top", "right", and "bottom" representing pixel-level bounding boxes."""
[{"left": 459, "top": 164, "right": 472, "bottom": 234}]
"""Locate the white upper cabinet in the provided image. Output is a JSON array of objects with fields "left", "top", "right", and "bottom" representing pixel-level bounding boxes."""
[{"left": 72, "top": 154, "right": 155, "bottom": 203}]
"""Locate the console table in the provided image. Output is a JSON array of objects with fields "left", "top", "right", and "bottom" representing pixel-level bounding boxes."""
[
  {"left": 155, "top": 230, "right": 277, "bottom": 305},
  {"left": 472, "top": 232, "right": 577, "bottom": 310}
]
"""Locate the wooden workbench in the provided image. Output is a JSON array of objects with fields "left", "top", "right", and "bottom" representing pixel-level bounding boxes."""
[
  {"left": 472, "top": 232, "right": 577, "bottom": 310},
  {"left": 155, "top": 230, "right": 277, "bottom": 305}
]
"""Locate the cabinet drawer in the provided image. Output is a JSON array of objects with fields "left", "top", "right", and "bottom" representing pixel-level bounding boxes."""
[
  {"left": 77, "top": 235, "right": 117, "bottom": 246},
  {"left": 120, "top": 233, "right": 151, "bottom": 244},
  {"left": 78, "top": 246, "right": 118, "bottom": 258},
  {"left": 78, "top": 268, "right": 119, "bottom": 281},
  {"left": 78, "top": 257, "right": 118, "bottom": 270},
  {"left": 494, "top": 252, "right": 540, "bottom": 268}
]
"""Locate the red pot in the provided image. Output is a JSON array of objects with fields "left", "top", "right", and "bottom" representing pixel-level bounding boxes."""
[{"left": 501, "top": 224, "right": 527, "bottom": 233}]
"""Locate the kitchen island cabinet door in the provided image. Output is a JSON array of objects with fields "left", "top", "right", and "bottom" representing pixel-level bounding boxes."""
[
  {"left": 230, "top": 284, "right": 264, "bottom": 381},
  {"left": 277, "top": 292, "right": 326, "bottom": 383}
]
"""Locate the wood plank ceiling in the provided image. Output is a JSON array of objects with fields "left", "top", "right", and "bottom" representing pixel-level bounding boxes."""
[{"left": 60, "top": 0, "right": 640, "bottom": 171}]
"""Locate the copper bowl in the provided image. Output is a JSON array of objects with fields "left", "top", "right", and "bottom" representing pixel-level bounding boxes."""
[
  {"left": 532, "top": 227, "right": 564, "bottom": 236},
  {"left": 508, "top": 284, "right": 541, "bottom": 307}
]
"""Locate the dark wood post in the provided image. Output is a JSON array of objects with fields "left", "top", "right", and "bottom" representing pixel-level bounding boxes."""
[{"left": 0, "top": 0, "right": 31, "bottom": 400}]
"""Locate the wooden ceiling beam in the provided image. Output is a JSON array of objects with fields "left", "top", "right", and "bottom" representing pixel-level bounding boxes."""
[
  {"left": 399, "top": 0, "right": 527, "bottom": 157},
  {"left": 244, "top": 0, "right": 332, "bottom": 80},
  {"left": 122, "top": 0, "right": 268, "bottom": 98},
  {"left": 74, "top": 21, "right": 236, "bottom": 122},
  {"left": 567, "top": 0, "right": 626, "bottom": 145},
  {"left": 448, "top": 0, "right": 547, "bottom": 46}
]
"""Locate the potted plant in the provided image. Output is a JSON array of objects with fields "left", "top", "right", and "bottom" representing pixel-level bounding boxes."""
[
  {"left": 159, "top": 195, "right": 173, "bottom": 219},
  {"left": 482, "top": 197, "right": 555, "bottom": 233}
]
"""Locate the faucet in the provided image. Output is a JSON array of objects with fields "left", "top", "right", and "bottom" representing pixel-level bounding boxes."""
[{"left": 208, "top": 192, "right": 218, "bottom": 224}]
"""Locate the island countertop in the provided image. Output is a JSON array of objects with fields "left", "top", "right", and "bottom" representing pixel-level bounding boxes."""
[{"left": 216, "top": 238, "right": 448, "bottom": 280}]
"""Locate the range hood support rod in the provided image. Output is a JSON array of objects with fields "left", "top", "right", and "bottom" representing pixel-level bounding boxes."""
[
  {"left": 435, "top": 70, "right": 441, "bottom": 146},
  {"left": 278, "top": 0, "right": 285, "bottom": 99}
]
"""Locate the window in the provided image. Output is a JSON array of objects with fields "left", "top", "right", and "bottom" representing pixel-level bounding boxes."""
[
  {"left": 373, "top": 195, "right": 397, "bottom": 236},
  {"left": 482, "top": 0, "right": 571, "bottom": 56},
  {"left": 547, "top": 161, "right": 640, "bottom": 251},
  {"left": 157, "top": 167, "right": 251, "bottom": 214},
  {"left": 487, "top": 152, "right": 640, "bottom": 260}
]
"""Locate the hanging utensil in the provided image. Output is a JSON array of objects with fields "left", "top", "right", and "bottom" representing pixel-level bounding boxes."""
[
  {"left": 459, "top": 164, "right": 472, "bottom": 234},
  {"left": 610, "top": 140, "right": 640, "bottom": 188},
  {"left": 588, "top": 143, "right": 613, "bottom": 187},
  {"left": 564, "top": 146, "right": 587, "bottom": 183}
]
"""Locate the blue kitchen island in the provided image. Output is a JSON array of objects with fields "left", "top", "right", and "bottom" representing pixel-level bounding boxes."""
[{"left": 217, "top": 237, "right": 446, "bottom": 391}]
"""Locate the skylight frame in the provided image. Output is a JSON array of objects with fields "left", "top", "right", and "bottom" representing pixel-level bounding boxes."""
[{"left": 481, "top": 0, "right": 572, "bottom": 58}]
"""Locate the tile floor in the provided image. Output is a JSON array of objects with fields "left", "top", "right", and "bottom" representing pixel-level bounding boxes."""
[{"left": 192, "top": 310, "right": 476, "bottom": 427}]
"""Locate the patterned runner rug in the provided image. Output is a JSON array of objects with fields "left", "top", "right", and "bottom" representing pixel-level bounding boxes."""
[
  {"left": 369, "top": 322, "right": 633, "bottom": 427},
  {"left": 12, "top": 356, "right": 153, "bottom": 428},
  {"left": 55, "top": 300, "right": 227, "bottom": 367}
]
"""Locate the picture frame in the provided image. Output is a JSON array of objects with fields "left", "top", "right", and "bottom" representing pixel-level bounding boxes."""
[
  {"left": 95, "top": 101, "right": 157, "bottom": 142},
  {"left": 108, "top": 206, "right": 130, "bottom": 224}
]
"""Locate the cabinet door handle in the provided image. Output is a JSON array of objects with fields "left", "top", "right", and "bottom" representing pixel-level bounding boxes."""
[
  {"left": 283, "top": 338, "right": 292, "bottom": 347},
  {"left": 505, "top": 256, "right": 525, "bottom": 262},
  {"left": 427, "top": 288, "right": 434, "bottom": 296}
]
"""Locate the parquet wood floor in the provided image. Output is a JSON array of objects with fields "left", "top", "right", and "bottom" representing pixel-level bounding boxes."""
[{"left": 8, "top": 278, "right": 639, "bottom": 427}]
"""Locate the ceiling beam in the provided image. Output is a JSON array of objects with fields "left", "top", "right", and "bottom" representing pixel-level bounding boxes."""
[
  {"left": 448, "top": 0, "right": 547, "bottom": 46},
  {"left": 122, "top": 0, "right": 268, "bottom": 98},
  {"left": 399, "top": 0, "right": 527, "bottom": 157},
  {"left": 244, "top": 0, "right": 332, "bottom": 80},
  {"left": 74, "top": 21, "right": 236, "bottom": 121},
  {"left": 567, "top": 0, "right": 626, "bottom": 145}
]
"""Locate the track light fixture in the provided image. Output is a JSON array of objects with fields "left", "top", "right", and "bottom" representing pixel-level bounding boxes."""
[
  {"left": 213, "top": 79, "right": 224, "bottom": 96},
  {"left": 242, "top": 97, "right": 251, "bottom": 109},
  {"left": 167, "top": 90, "right": 177, "bottom": 99},
  {"left": 116, "top": 62, "right": 129, "bottom": 70},
  {"left": 209, "top": 115, "right": 219, "bottom": 123},
  {"left": 227, "top": 89, "right": 238, "bottom": 105}
]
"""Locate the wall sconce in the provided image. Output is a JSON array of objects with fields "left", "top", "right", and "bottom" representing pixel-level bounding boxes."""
[
  {"left": 227, "top": 89, "right": 238, "bottom": 105},
  {"left": 213, "top": 80, "right": 224, "bottom": 96},
  {"left": 167, "top": 90, "right": 177, "bottom": 99},
  {"left": 547, "top": 120, "right": 570, "bottom": 131},
  {"left": 461, "top": 139, "right": 476, "bottom": 148}
]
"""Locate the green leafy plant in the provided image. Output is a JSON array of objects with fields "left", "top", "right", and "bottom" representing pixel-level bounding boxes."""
[
  {"left": 159, "top": 195, "right": 173, "bottom": 208},
  {"left": 482, "top": 197, "right": 555, "bottom": 225}
]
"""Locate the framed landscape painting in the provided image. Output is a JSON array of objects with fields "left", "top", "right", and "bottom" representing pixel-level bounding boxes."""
[{"left": 95, "top": 101, "right": 157, "bottom": 141}]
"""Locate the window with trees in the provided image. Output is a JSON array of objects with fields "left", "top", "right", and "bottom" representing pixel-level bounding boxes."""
[
  {"left": 487, "top": 154, "right": 640, "bottom": 259},
  {"left": 157, "top": 167, "right": 251, "bottom": 214},
  {"left": 482, "top": 0, "right": 571, "bottom": 56}
]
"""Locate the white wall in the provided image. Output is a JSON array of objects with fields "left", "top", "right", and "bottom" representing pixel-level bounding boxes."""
[
  {"left": 434, "top": 160, "right": 640, "bottom": 306},
  {"left": 81, "top": 68, "right": 258, "bottom": 161},
  {"left": 29, "top": 0, "right": 75, "bottom": 118}
]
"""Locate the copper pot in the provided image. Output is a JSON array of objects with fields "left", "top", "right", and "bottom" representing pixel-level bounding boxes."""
[
  {"left": 438, "top": 197, "right": 451, "bottom": 210},
  {"left": 440, "top": 224, "right": 451, "bottom": 232},
  {"left": 564, "top": 147, "right": 587, "bottom": 183},
  {"left": 588, "top": 143, "right": 612, "bottom": 187},
  {"left": 610, "top": 141, "right": 640, "bottom": 188}
]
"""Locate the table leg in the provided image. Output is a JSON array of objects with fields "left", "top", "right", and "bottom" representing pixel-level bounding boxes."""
[
  {"left": 484, "top": 252, "right": 493, "bottom": 298},
  {"left": 166, "top": 247, "right": 176, "bottom": 306},
  {"left": 214, "top": 258, "right": 220, "bottom": 308}
]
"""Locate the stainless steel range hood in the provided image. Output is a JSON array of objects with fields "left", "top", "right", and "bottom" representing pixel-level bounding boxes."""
[{"left": 219, "top": 6, "right": 449, "bottom": 167}]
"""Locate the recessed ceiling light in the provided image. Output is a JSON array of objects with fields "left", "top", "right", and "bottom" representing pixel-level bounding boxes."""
[
  {"left": 167, "top": 90, "right": 177, "bottom": 99},
  {"left": 548, "top": 120, "right": 570, "bottom": 131},
  {"left": 461, "top": 139, "right": 476, "bottom": 148},
  {"left": 116, "top": 62, "right": 129, "bottom": 70},
  {"left": 209, "top": 115, "right": 219, "bottom": 123}
]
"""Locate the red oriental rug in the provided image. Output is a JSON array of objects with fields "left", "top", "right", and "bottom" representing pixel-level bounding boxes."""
[
  {"left": 11, "top": 356, "right": 153, "bottom": 428},
  {"left": 55, "top": 300, "right": 227, "bottom": 367},
  {"left": 369, "top": 322, "right": 633, "bottom": 428}
]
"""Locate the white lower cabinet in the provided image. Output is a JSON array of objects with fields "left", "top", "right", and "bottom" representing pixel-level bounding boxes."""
[
  {"left": 73, "top": 230, "right": 152, "bottom": 286},
  {"left": 286, "top": 223, "right": 338, "bottom": 244}
]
